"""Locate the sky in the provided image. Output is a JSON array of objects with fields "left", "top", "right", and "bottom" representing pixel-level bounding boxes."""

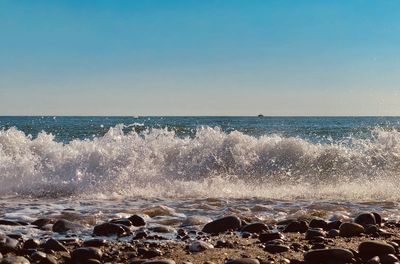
[{"left": 1, "top": 0, "right": 400, "bottom": 116}]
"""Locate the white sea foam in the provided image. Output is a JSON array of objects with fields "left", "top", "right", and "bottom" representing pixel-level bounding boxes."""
[{"left": 1, "top": 125, "right": 400, "bottom": 200}]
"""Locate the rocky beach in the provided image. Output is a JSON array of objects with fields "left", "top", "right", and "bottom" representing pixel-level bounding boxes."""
[{"left": 0, "top": 206, "right": 400, "bottom": 264}]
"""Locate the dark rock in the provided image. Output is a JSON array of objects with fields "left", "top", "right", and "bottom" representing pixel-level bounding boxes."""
[
  {"left": 303, "top": 248, "right": 354, "bottom": 262},
  {"left": 43, "top": 239, "right": 68, "bottom": 252},
  {"left": 0, "top": 256, "right": 30, "bottom": 264},
  {"left": 358, "top": 241, "right": 395, "bottom": 259},
  {"left": 373, "top": 212, "right": 382, "bottom": 225},
  {"left": 142, "top": 260, "right": 175, "bottom": 264},
  {"left": 379, "top": 254, "right": 399, "bottom": 264},
  {"left": 327, "top": 229, "right": 340, "bottom": 238},
  {"left": 367, "top": 256, "right": 380, "bottom": 264},
  {"left": 31, "top": 218, "right": 55, "bottom": 229},
  {"left": 188, "top": 241, "right": 214, "bottom": 252},
  {"left": 71, "top": 247, "right": 103, "bottom": 261},
  {"left": 355, "top": 213, "right": 376, "bottom": 226},
  {"left": 150, "top": 226, "right": 175, "bottom": 233},
  {"left": 259, "top": 232, "right": 284, "bottom": 243},
  {"left": 339, "top": 222, "right": 364, "bottom": 237},
  {"left": 7, "top": 234, "right": 22, "bottom": 240},
  {"left": 309, "top": 219, "right": 328, "bottom": 230},
  {"left": 0, "top": 237, "right": 19, "bottom": 254},
  {"left": 137, "top": 248, "right": 162, "bottom": 258},
  {"left": 326, "top": 220, "right": 342, "bottom": 230},
  {"left": 128, "top": 215, "right": 146, "bottom": 227},
  {"left": 283, "top": 221, "right": 308, "bottom": 233},
  {"left": 52, "top": 219, "right": 83, "bottom": 233},
  {"left": 0, "top": 220, "right": 20, "bottom": 226},
  {"left": 365, "top": 225, "right": 379, "bottom": 235},
  {"left": 83, "top": 239, "right": 107, "bottom": 247},
  {"left": 241, "top": 222, "right": 269, "bottom": 233},
  {"left": 93, "top": 222, "right": 126, "bottom": 236},
  {"left": 202, "top": 216, "right": 241, "bottom": 234},
  {"left": 225, "top": 259, "right": 260, "bottom": 264},
  {"left": 23, "top": 239, "right": 40, "bottom": 249},
  {"left": 264, "top": 244, "right": 290, "bottom": 253},
  {"left": 133, "top": 231, "right": 148, "bottom": 239},
  {"left": 110, "top": 218, "right": 132, "bottom": 227},
  {"left": 305, "top": 229, "right": 326, "bottom": 240}
]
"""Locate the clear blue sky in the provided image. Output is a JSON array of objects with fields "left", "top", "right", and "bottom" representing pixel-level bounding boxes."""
[{"left": 1, "top": 0, "right": 400, "bottom": 115}]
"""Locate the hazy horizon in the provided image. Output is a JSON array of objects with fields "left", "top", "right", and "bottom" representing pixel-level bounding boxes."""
[{"left": 1, "top": 0, "right": 400, "bottom": 116}]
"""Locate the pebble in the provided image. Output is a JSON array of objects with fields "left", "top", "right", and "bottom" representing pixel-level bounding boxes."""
[
  {"left": 303, "top": 248, "right": 354, "bottom": 262},
  {"left": 355, "top": 213, "right": 376, "bottom": 226},
  {"left": 71, "top": 247, "right": 103, "bottom": 261},
  {"left": 305, "top": 228, "right": 326, "bottom": 240},
  {"left": 264, "top": 244, "right": 290, "bottom": 253},
  {"left": 259, "top": 231, "right": 284, "bottom": 243},
  {"left": 142, "top": 259, "right": 176, "bottom": 264},
  {"left": 83, "top": 239, "right": 107, "bottom": 247},
  {"left": 0, "top": 256, "right": 30, "bottom": 264},
  {"left": 327, "top": 229, "right": 340, "bottom": 238},
  {"left": 52, "top": 219, "right": 83, "bottom": 233},
  {"left": 309, "top": 219, "right": 328, "bottom": 230},
  {"left": 110, "top": 218, "right": 133, "bottom": 227},
  {"left": 358, "top": 241, "right": 396, "bottom": 259},
  {"left": 93, "top": 222, "right": 126, "bottom": 236},
  {"left": 241, "top": 222, "right": 269, "bottom": 233},
  {"left": 23, "top": 238, "right": 41, "bottom": 249},
  {"left": 0, "top": 237, "right": 19, "bottom": 254},
  {"left": 188, "top": 240, "right": 214, "bottom": 252},
  {"left": 326, "top": 220, "right": 342, "bottom": 230},
  {"left": 379, "top": 254, "right": 399, "bottom": 263},
  {"left": 43, "top": 238, "right": 69, "bottom": 252},
  {"left": 129, "top": 215, "right": 146, "bottom": 226},
  {"left": 283, "top": 221, "right": 308, "bottom": 233},
  {"left": 202, "top": 216, "right": 242, "bottom": 234},
  {"left": 225, "top": 259, "right": 260, "bottom": 264},
  {"left": 31, "top": 218, "right": 55, "bottom": 229},
  {"left": 339, "top": 222, "right": 364, "bottom": 237},
  {"left": 0, "top": 220, "right": 21, "bottom": 226}
]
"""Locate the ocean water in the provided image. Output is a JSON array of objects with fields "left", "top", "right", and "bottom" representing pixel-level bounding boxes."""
[{"left": 1, "top": 116, "right": 400, "bottom": 237}]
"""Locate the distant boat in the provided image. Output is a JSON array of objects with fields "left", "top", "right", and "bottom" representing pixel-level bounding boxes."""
[{"left": 258, "top": 114, "right": 264, "bottom": 117}]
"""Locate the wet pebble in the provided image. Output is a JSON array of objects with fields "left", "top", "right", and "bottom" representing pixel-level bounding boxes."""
[
  {"left": 241, "top": 222, "right": 269, "bottom": 233},
  {"left": 129, "top": 215, "right": 146, "bottom": 227},
  {"left": 71, "top": 247, "right": 103, "bottom": 261},
  {"left": 358, "top": 241, "right": 396, "bottom": 259},
  {"left": 305, "top": 229, "right": 326, "bottom": 240},
  {"left": 264, "top": 244, "right": 290, "bottom": 253},
  {"left": 93, "top": 222, "right": 126, "bottom": 236},
  {"left": 0, "top": 256, "right": 30, "bottom": 264},
  {"left": 52, "top": 219, "right": 83, "bottom": 233},
  {"left": 303, "top": 248, "right": 354, "bottom": 262},
  {"left": 0, "top": 237, "right": 19, "bottom": 254},
  {"left": 283, "top": 221, "right": 308, "bottom": 233},
  {"left": 259, "top": 232, "right": 284, "bottom": 243},
  {"left": 202, "top": 216, "right": 242, "bottom": 234},
  {"left": 309, "top": 219, "right": 328, "bottom": 230},
  {"left": 339, "top": 222, "right": 364, "bottom": 237},
  {"left": 43, "top": 238, "right": 69, "bottom": 252},
  {"left": 188, "top": 240, "right": 214, "bottom": 252},
  {"left": 355, "top": 213, "right": 376, "bottom": 226},
  {"left": 83, "top": 239, "right": 107, "bottom": 247},
  {"left": 23, "top": 239, "right": 40, "bottom": 249}
]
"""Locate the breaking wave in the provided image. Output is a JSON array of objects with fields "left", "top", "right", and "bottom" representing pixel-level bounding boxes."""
[{"left": 1, "top": 125, "right": 400, "bottom": 200}]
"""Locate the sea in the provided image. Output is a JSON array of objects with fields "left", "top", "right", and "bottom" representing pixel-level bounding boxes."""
[{"left": 1, "top": 116, "right": 400, "bottom": 239}]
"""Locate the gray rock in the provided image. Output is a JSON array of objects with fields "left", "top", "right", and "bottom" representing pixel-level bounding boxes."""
[
  {"left": 304, "top": 248, "right": 354, "bottom": 262},
  {"left": 358, "top": 241, "right": 395, "bottom": 259},
  {"left": 339, "top": 222, "right": 364, "bottom": 237},
  {"left": 202, "top": 216, "right": 241, "bottom": 234}
]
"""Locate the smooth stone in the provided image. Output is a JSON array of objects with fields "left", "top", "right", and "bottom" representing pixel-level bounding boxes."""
[
  {"left": 304, "top": 248, "right": 354, "bottom": 262},
  {"left": 0, "top": 220, "right": 20, "bottom": 226},
  {"left": 71, "top": 247, "right": 103, "bottom": 261},
  {"left": 327, "top": 229, "right": 340, "bottom": 238},
  {"left": 259, "top": 232, "right": 284, "bottom": 243},
  {"left": 23, "top": 239, "right": 41, "bottom": 249},
  {"left": 30, "top": 251, "right": 57, "bottom": 264},
  {"left": 355, "top": 213, "right": 376, "bottom": 226},
  {"left": 0, "top": 256, "right": 30, "bottom": 264},
  {"left": 365, "top": 225, "right": 379, "bottom": 234},
  {"left": 309, "top": 219, "right": 328, "bottom": 230},
  {"left": 226, "top": 259, "right": 260, "bottom": 264},
  {"left": 326, "top": 220, "right": 342, "bottom": 230},
  {"left": 43, "top": 238, "right": 68, "bottom": 252},
  {"left": 110, "top": 218, "right": 132, "bottom": 227},
  {"left": 373, "top": 212, "right": 382, "bottom": 225},
  {"left": 202, "top": 216, "right": 241, "bottom": 234},
  {"left": 305, "top": 229, "right": 326, "bottom": 240},
  {"left": 339, "top": 222, "right": 364, "bottom": 237},
  {"left": 143, "top": 260, "right": 175, "bottom": 264},
  {"left": 241, "top": 222, "right": 269, "bottom": 233},
  {"left": 93, "top": 222, "right": 126, "bottom": 236},
  {"left": 188, "top": 241, "right": 214, "bottom": 252},
  {"left": 52, "top": 219, "right": 83, "bottom": 233},
  {"left": 128, "top": 215, "right": 146, "bottom": 227},
  {"left": 31, "top": 218, "right": 55, "bottom": 228},
  {"left": 283, "top": 221, "right": 308, "bottom": 233},
  {"left": 367, "top": 256, "right": 380, "bottom": 264},
  {"left": 379, "top": 254, "right": 399, "bottom": 264},
  {"left": 151, "top": 226, "right": 175, "bottom": 233},
  {"left": 359, "top": 241, "right": 395, "bottom": 259},
  {"left": 0, "top": 237, "right": 19, "bottom": 254},
  {"left": 264, "top": 244, "right": 290, "bottom": 253},
  {"left": 83, "top": 239, "right": 107, "bottom": 247}
]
